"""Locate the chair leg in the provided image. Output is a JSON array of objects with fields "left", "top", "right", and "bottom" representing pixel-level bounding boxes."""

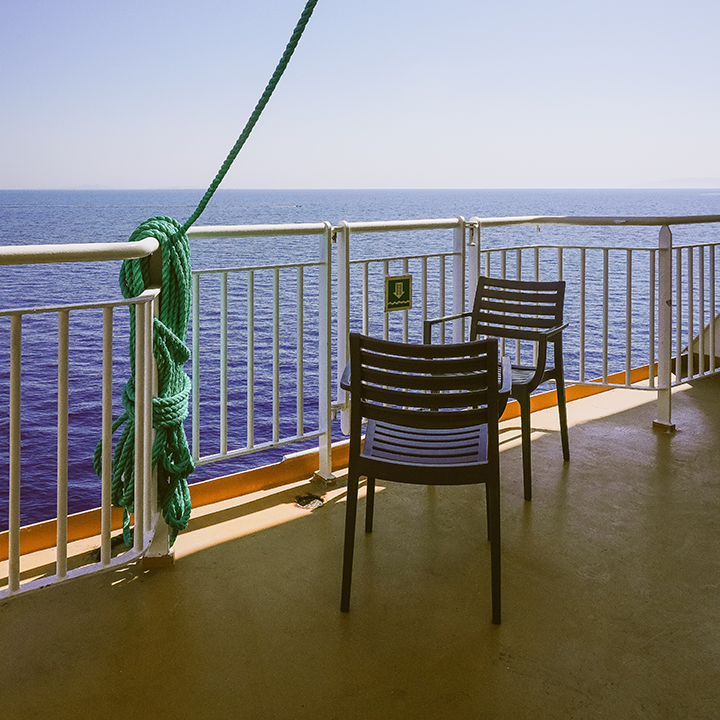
[
  {"left": 341, "top": 474, "right": 360, "bottom": 612},
  {"left": 518, "top": 393, "right": 533, "bottom": 501},
  {"left": 485, "top": 483, "right": 491, "bottom": 541},
  {"left": 365, "top": 476, "right": 376, "bottom": 533},
  {"left": 486, "top": 477, "right": 501, "bottom": 625},
  {"left": 556, "top": 376, "right": 570, "bottom": 462}
]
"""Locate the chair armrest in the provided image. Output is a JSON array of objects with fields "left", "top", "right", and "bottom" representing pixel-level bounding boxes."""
[
  {"left": 423, "top": 311, "right": 472, "bottom": 344},
  {"left": 340, "top": 359, "right": 352, "bottom": 391},
  {"left": 478, "top": 322, "right": 568, "bottom": 344},
  {"left": 546, "top": 322, "right": 569, "bottom": 340}
]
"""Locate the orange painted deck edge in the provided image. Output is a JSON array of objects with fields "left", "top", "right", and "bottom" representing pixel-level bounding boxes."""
[{"left": 0, "top": 441, "right": 351, "bottom": 561}]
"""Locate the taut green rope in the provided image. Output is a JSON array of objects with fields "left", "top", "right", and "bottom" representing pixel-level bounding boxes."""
[
  {"left": 182, "top": 0, "right": 319, "bottom": 233},
  {"left": 95, "top": 0, "right": 320, "bottom": 547}
]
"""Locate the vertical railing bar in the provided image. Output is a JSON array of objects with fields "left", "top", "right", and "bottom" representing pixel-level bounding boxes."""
[
  {"left": 143, "top": 294, "right": 155, "bottom": 535},
  {"left": 133, "top": 300, "right": 145, "bottom": 552},
  {"left": 602, "top": 248, "right": 609, "bottom": 384},
  {"left": 220, "top": 272, "right": 228, "bottom": 455},
  {"left": 452, "top": 221, "right": 465, "bottom": 344},
  {"left": 710, "top": 245, "right": 716, "bottom": 373},
  {"left": 515, "top": 248, "right": 522, "bottom": 360},
  {"left": 8, "top": 314, "right": 22, "bottom": 594},
  {"left": 698, "top": 245, "right": 705, "bottom": 374},
  {"left": 56, "top": 310, "right": 69, "bottom": 579},
  {"left": 675, "top": 247, "right": 683, "bottom": 381},
  {"left": 191, "top": 274, "right": 200, "bottom": 461},
  {"left": 558, "top": 247, "right": 563, "bottom": 282},
  {"left": 247, "top": 270, "right": 255, "bottom": 449},
  {"left": 316, "top": 223, "right": 333, "bottom": 478},
  {"left": 337, "top": 223, "right": 351, "bottom": 436},
  {"left": 655, "top": 226, "right": 674, "bottom": 427},
  {"left": 688, "top": 248, "right": 694, "bottom": 379},
  {"left": 402, "top": 257, "right": 409, "bottom": 343},
  {"left": 534, "top": 246, "right": 539, "bottom": 282},
  {"left": 579, "top": 248, "right": 586, "bottom": 382},
  {"left": 273, "top": 268, "right": 280, "bottom": 444},
  {"left": 625, "top": 250, "right": 632, "bottom": 385},
  {"left": 101, "top": 307, "right": 113, "bottom": 566},
  {"left": 296, "top": 265, "right": 304, "bottom": 437},
  {"left": 362, "top": 262, "right": 369, "bottom": 335},
  {"left": 421, "top": 256, "right": 428, "bottom": 328},
  {"left": 649, "top": 250, "right": 656, "bottom": 389},
  {"left": 439, "top": 255, "right": 446, "bottom": 344},
  {"left": 383, "top": 260, "right": 389, "bottom": 340}
]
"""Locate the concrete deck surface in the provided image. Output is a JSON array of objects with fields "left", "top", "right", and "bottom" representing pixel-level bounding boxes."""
[{"left": 1, "top": 377, "right": 719, "bottom": 719}]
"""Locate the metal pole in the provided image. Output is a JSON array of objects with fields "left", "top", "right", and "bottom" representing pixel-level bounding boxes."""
[
  {"left": 315, "top": 223, "right": 334, "bottom": 481},
  {"left": 654, "top": 225, "right": 675, "bottom": 431}
]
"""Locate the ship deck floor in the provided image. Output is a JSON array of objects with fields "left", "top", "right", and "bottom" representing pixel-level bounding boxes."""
[{"left": 2, "top": 376, "right": 719, "bottom": 719}]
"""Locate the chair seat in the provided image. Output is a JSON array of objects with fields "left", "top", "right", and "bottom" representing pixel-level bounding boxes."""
[
  {"left": 363, "top": 420, "right": 488, "bottom": 468},
  {"left": 511, "top": 364, "right": 554, "bottom": 386}
]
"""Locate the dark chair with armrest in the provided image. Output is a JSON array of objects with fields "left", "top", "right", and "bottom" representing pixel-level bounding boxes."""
[
  {"left": 424, "top": 275, "right": 569, "bottom": 501},
  {"left": 341, "top": 333, "right": 511, "bottom": 624}
]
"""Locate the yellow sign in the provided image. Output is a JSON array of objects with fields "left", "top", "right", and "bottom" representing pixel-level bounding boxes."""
[{"left": 385, "top": 275, "right": 412, "bottom": 312}]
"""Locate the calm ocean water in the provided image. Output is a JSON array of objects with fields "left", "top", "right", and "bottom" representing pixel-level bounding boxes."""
[{"left": 1, "top": 188, "right": 719, "bottom": 529}]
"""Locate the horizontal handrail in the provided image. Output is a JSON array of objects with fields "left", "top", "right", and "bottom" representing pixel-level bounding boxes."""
[
  {"left": 333, "top": 218, "right": 463, "bottom": 234},
  {"left": 470, "top": 214, "right": 720, "bottom": 229},
  {"left": 0, "top": 292, "right": 159, "bottom": 318},
  {"left": 0, "top": 237, "right": 160, "bottom": 265},
  {"left": 188, "top": 222, "right": 330, "bottom": 239}
]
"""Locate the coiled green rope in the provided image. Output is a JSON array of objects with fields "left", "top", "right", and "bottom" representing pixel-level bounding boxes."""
[{"left": 95, "top": 0, "right": 319, "bottom": 547}]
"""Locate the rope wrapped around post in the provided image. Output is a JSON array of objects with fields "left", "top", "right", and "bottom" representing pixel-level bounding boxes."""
[{"left": 94, "top": 216, "right": 194, "bottom": 546}]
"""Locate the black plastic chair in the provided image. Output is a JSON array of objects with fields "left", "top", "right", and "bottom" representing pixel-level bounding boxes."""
[
  {"left": 340, "top": 333, "right": 511, "bottom": 625},
  {"left": 424, "top": 275, "right": 569, "bottom": 501}
]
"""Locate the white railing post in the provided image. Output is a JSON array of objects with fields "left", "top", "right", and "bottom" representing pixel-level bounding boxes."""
[
  {"left": 8, "top": 315, "right": 22, "bottom": 594},
  {"left": 133, "top": 299, "right": 146, "bottom": 552},
  {"left": 337, "top": 222, "right": 351, "bottom": 436},
  {"left": 56, "top": 310, "right": 69, "bottom": 579},
  {"left": 452, "top": 218, "right": 466, "bottom": 343},
  {"left": 101, "top": 307, "right": 113, "bottom": 567},
  {"left": 143, "top": 287, "right": 174, "bottom": 562},
  {"left": 315, "top": 222, "right": 334, "bottom": 481},
  {"left": 467, "top": 221, "right": 480, "bottom": 305},
  {"left": 654, "top": 225, "right": 675, "bottom": 431}
]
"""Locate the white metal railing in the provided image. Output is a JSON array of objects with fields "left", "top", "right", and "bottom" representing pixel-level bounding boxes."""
[
  {"left": 0, "top": 239, "right": 162, "bottom": 598},
  {"left": 186, "top": 222, "right": 334, "bottom": 480},
  {"left": 0, "top": 289, "right": 160, "bottom": 598},
  {"left": 2, "top": 212, "right": 719, "bottom": 597},
  {"left": 464, "top": 215, "right": 720, "bottom": 429}
]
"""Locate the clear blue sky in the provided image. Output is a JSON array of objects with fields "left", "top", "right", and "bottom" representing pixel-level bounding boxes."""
[{"left": 1, "top": 0, "right": 718, "bottom": 190}]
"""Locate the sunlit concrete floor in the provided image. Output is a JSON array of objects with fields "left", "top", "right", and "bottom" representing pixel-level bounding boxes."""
[{"left": 2, "top": 376, "right": 719, "bottom": 720}]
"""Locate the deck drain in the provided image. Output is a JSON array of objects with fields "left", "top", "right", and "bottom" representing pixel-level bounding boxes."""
[{"left": 294, "top": 493, "right": 324, "bottom": 510}]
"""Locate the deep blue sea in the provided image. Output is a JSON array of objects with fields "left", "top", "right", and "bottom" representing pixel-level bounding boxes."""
[{"left": 1, "top": 188, "right": 719, "bottom": 530}]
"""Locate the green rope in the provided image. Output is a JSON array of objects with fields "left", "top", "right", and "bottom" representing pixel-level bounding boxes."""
[
  {"left": 95, "top": 0, "right": 319, "bottom": 547},
  {"left": 182, "top": 0, "right": 319, "bottom": 233}
]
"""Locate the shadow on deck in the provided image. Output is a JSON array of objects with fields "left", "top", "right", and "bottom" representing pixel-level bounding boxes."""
[{"left": 2, "top": 376, "right": 719, "bottom": 719}]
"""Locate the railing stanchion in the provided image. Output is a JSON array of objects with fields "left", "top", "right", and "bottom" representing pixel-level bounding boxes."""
[
  {"left": 56, "top": 310, "right": 69, "bottom": 579},
  {"left": 101, "top": 307, "right": 113, "bottom": 566},
  {"left": 8, "top": 315, "right": 22, "bottom": 594},
  {"left": 315, "top": 223, "right": 334, "bottom": 481},
  {"left": 452, "top": 219, "right": 465, "bottom": 343},
  {"left": 654, "top": 225, "right": 675, "bottom": 430},
  {"left": 337, "top": 222, "right": 351, "bottom": 436}
]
